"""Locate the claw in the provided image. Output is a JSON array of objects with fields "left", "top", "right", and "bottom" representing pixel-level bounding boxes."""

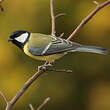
[
  {"left": 38, "top": 65, "right": 47, "bottom": 71},
  {"left": 44, "top": 62, "right": 53, "bottom": 67},
  {"left": 37, "top": 62, "right": 53, "bottom": 71},
  {"left": 47, "top": 62, "right": 52, "bottom": 66}
]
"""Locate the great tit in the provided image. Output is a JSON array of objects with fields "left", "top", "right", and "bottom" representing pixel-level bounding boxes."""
[{"left": 8, "top": 30, "right": 107, "bottom": 65}]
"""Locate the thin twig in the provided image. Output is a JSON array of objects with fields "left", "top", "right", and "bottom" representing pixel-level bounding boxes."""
[
  {"left": 50, "top": 0, "right": 56, "bottom": 36},
  {"left": 29, "top": 97, "right": 50, "bottom": 110},
  {"left": 93, "top": 1, "right": 100, "bottom": 6},
  {"left": 46, "top": 68, "right": 72, "bottom": 73},
  {"left": 55, "top": 13, "right": 66, "bottom": 19},
  {"left": 67, "top": 0, "right": 110, "bottom": 40},
  {"left": 0, "top": 90, "right": 8, "bottom": 105},
  {"left": 50, "top": 0, "right": 66, "bottom": 36},
  {"left": 37, "top": 97, "right": 50, "bottom": 110},
  {"left": 59, "top": 32, "right": 64, "bottom": 37},
  {"left": 29, "top": 104, "right": 35, "bottom": 110}
]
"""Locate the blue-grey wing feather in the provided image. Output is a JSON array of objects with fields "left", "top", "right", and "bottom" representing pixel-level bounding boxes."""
[{"left": 28, "top": 37, "right": 80, "bottom": 56}]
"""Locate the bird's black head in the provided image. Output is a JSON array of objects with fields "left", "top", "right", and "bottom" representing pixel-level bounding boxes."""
[{"left": 8, "top": 30, "right": 30, "bottom": 50}]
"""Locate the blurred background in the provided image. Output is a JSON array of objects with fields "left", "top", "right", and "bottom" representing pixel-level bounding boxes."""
[{"left": 0, "top": 0, "right": 110, "bottom": 110}]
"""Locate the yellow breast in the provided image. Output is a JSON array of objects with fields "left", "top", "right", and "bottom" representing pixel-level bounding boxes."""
[{"left": 23, "top": 43, "right": 65, "bottom": 62}]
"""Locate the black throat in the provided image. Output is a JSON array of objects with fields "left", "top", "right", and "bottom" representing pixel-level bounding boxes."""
[{"left": 12, "top": 40, "right": 25, "bottom": 50}]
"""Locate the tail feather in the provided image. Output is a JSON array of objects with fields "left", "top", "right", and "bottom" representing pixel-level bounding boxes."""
[{"left": 72, "top": 45, "right": 107, "bottom": 55}]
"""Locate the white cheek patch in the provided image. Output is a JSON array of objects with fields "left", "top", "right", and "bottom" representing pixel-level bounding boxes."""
[{"left": 15, "top": 33, "right": 28, "bottom": 43}]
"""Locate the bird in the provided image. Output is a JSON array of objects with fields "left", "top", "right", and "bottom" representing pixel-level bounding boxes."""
[{"left": 8, "top": 30, "right": 107, "bottom": 68}]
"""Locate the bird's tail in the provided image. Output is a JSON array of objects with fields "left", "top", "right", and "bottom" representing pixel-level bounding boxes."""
[{"left": 71, "top": 45, "right": 107, "bottom": 55}]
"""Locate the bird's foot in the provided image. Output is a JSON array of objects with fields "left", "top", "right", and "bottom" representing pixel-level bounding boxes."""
[
  {"left": 38, "top": 65, "right": 47, "bottom": 72},
  {"left": 38, "top": 62, "right": 53, "bottom": 71},
  {"left": 44, "top": 62, "right": 53, "bottom": 67}
]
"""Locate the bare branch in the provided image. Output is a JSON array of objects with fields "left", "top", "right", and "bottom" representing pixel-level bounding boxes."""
[
  {"left": 37, "top": 97, "right": 50, "bottom": 110},
  {"left": 5, "top": 69, "right": 45, "bottom": 110},
  {"left": 46, "top": 68, "right": 72, "bottom": 73},
  {"left": 67, "top": 0, "right": 110, "bottom": 40},
  {"left": 29, "top": 97, "right": 50, "bottom": 110},
  {"left": 0, "top": 0, "right": 4, "bottom": 11},
  {"left": 93, "top": 1, "right": 99, "bottom": 6},
  {"left": 50, "top": 0, "right": 66, "bottom": 37},
  {"left": 5, "top": 67, "right": 70, "bottom": 110},
  {"left": 50, "top": 0, "right": 56, "bottom": 36},
  {"left": 29, "top": 104, "right": 35, "bottom": 110},
  {"left": 0, "top": 90, "right": 8, "bottom": 105},
  {"left": 55, "top": 13, "right": 66, "bottom": 19}
]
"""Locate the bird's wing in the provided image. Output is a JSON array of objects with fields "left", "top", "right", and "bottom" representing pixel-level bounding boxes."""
[{"left": 28, "top": 35, "right": 80, "bottom": 56}]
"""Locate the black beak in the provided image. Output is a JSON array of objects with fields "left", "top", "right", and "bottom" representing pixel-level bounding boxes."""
[{"left": 8, "top": 38, "right": 13, "bottom": 42}]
